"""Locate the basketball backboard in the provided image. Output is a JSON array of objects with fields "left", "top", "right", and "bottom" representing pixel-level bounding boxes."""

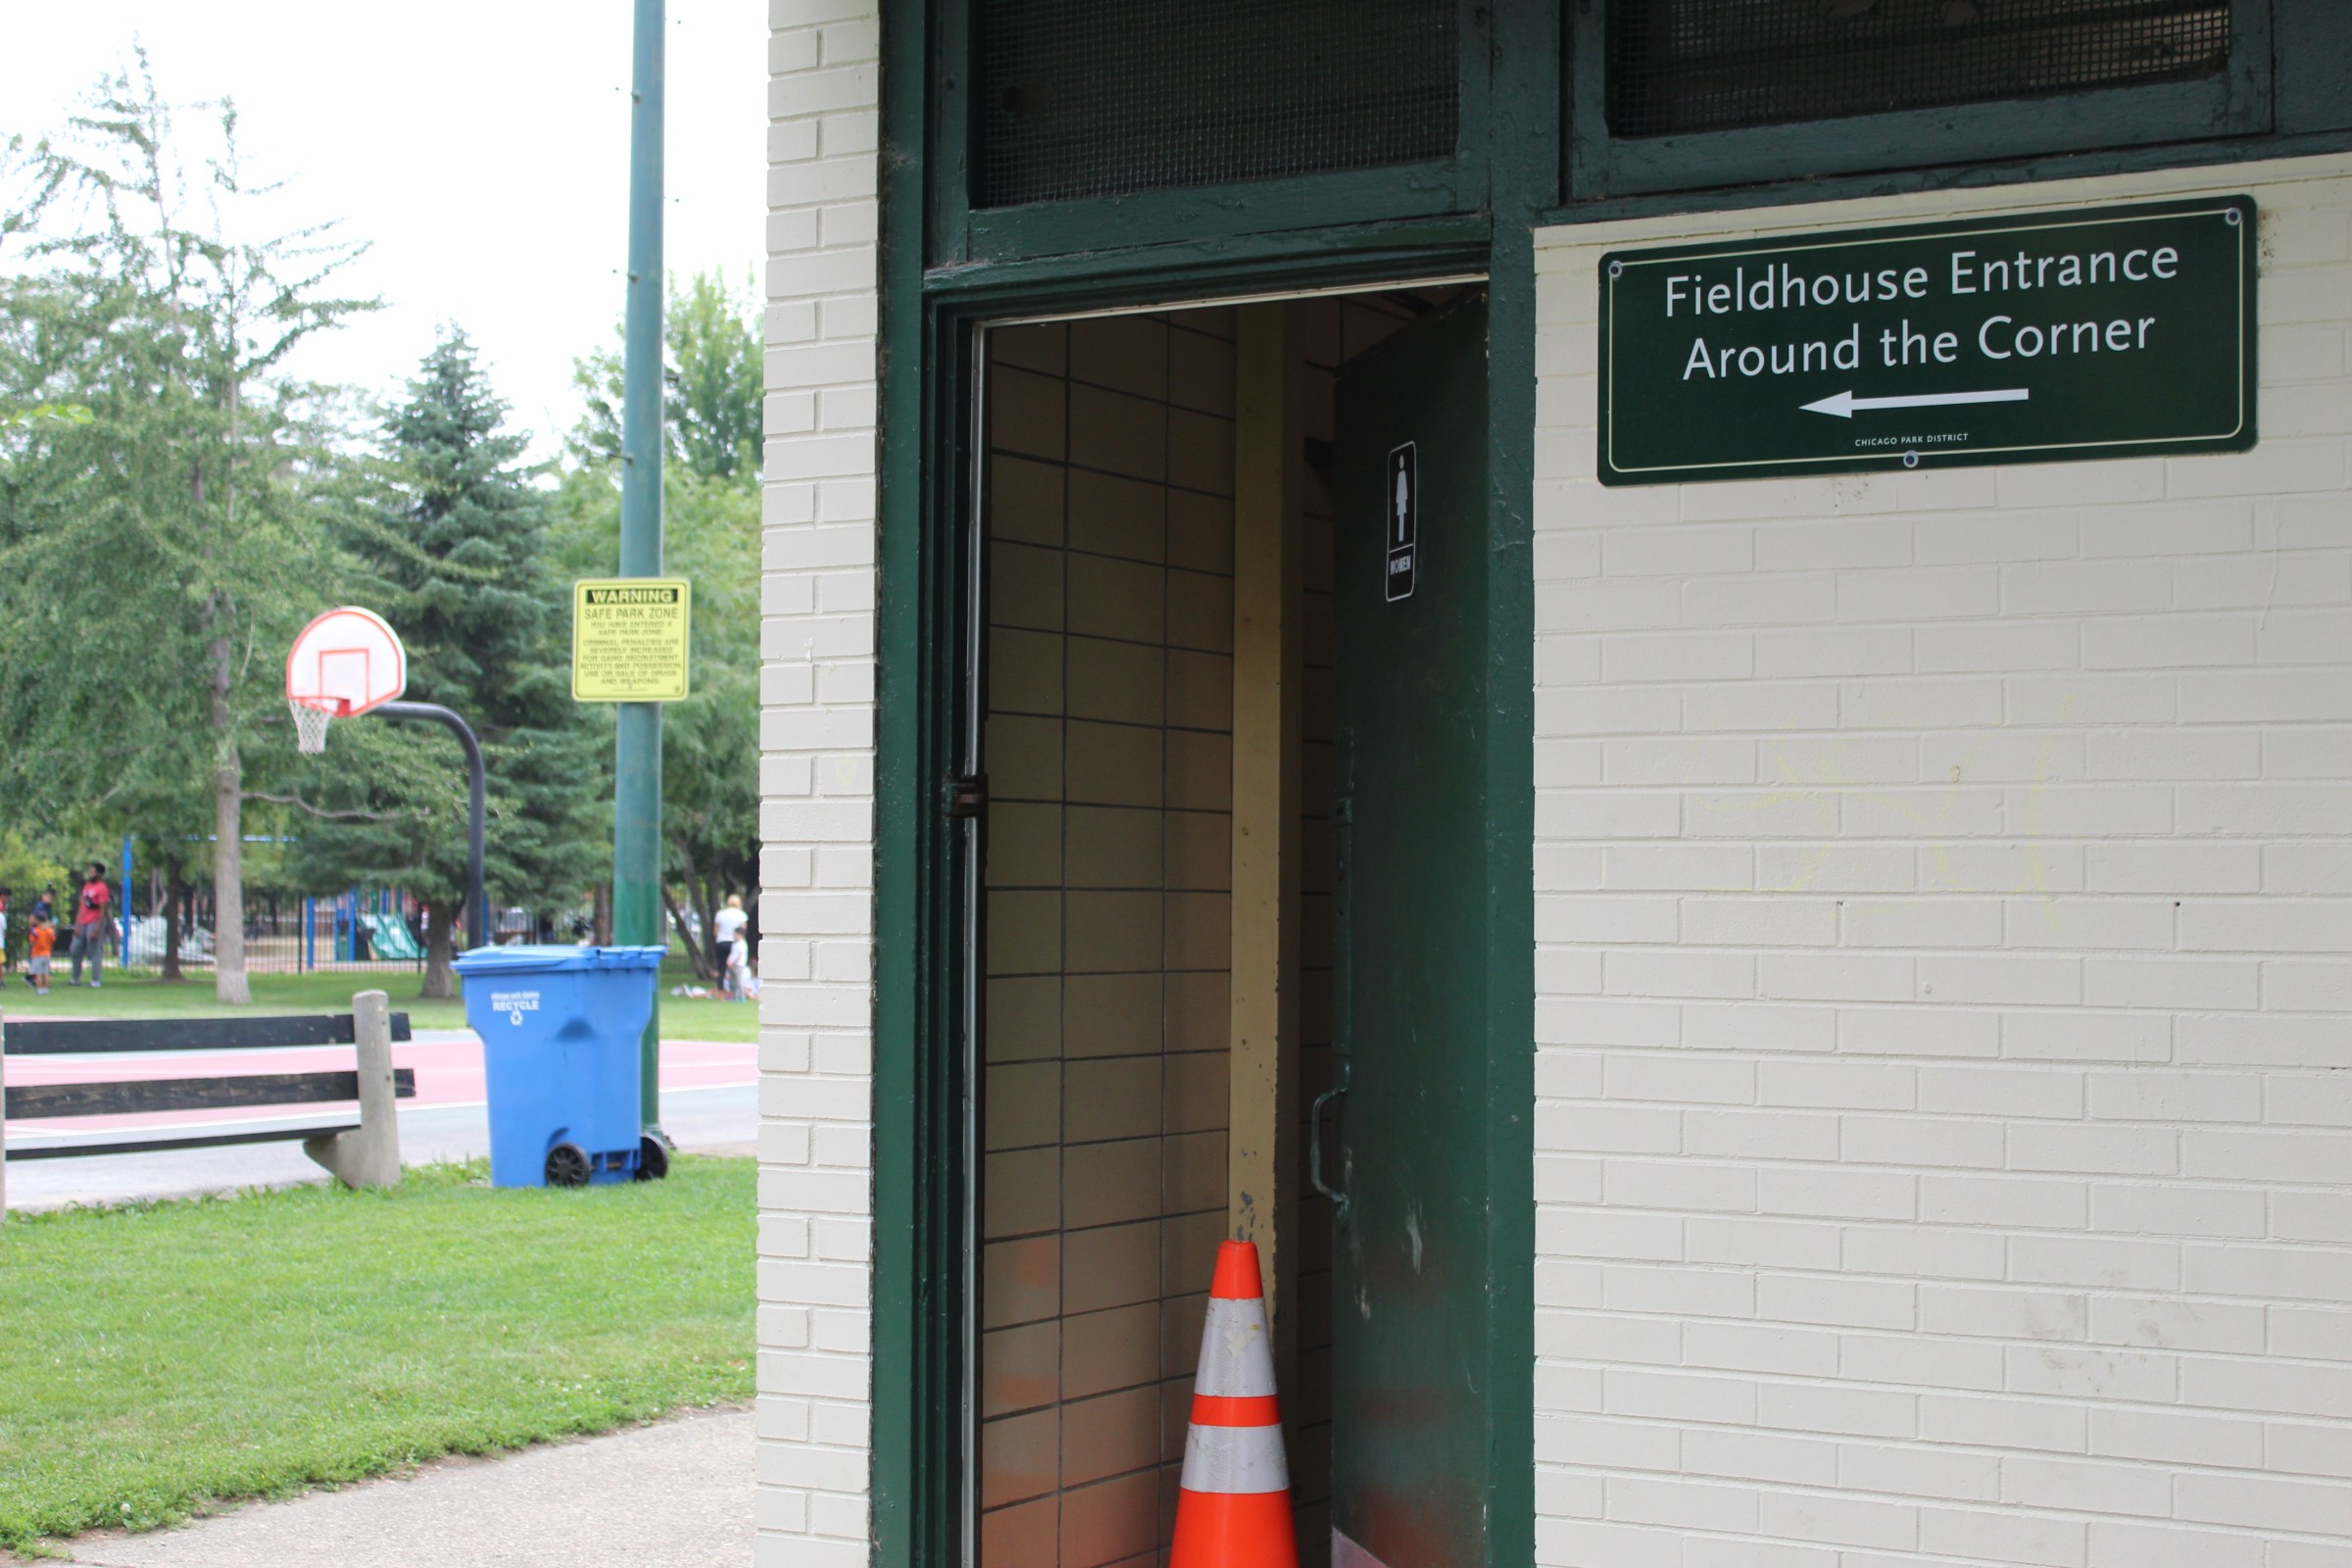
[{"left": 287, "top": 608, "right": 407, "bottom": 752}]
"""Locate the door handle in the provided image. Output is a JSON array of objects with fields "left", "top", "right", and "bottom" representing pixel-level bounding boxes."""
[{"left": 1309, "top": 1083, "right": 1348, "bottom": 1211}]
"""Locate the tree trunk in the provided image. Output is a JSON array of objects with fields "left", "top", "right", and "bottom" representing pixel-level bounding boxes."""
[
  {"left": 696, "top": 869, "right": 717, "bottom": 976},
  {"left": 678, "top": 847, "right": 718, "bottom": 980},
  {"left": 421, "top": 900, "right": 456, "bottom": 1000},
  {"left": 697, "top": 868, "right": 721, "bottom": 987},
  {"left": 160, "top": 855, "right": 186, "bottom": 983},
  {"left": 593, "top": 882, "right": 612, "bottom": 946},
  {"left": 210, "top": 627, "right": 250, "bottom": 1004},
  {"left": 213, "top": 756, "right": 249, "bottom": 1003},
  {"left": 661, "top": 885, "right": 713, "bottom": 979}
]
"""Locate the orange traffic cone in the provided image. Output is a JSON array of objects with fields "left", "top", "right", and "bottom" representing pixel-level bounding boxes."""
[{"left": 1169, "top": 1241, "right": 1298, "bottom": 1568}]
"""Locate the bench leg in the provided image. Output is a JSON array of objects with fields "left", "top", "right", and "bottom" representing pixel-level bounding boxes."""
[{"left": 304, "top": 991, "right": 402, "bottom": 1190}]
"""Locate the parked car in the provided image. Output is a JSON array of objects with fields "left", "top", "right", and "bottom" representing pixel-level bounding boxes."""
[{"left": 124, "top": 916, "right": 214, "bottom": 967}]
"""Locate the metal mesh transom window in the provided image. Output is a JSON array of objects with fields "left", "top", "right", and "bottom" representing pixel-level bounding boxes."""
[
  {"left": 974, "top": 0, "right": 1459, "bottom": 210},
  {"left": 1606, "top": 0, "right": 2234, "bottom": 140}
]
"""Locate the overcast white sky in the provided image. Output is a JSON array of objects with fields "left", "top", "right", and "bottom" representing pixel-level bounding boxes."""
[{"left": 2, "top": 0, "right": 766, "bottom": 458}]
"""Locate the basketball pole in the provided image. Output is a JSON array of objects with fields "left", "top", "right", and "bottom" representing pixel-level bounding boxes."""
[
  {"left": 614, "top": 0, "right": 668, "bottom": 1142},
  {"left": 373, "top": 702, "right": 488, "bottom": 951}
]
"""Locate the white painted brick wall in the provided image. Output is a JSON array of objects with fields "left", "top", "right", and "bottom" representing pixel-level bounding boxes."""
[
  {"left": 760, "top": 1, "right": 879, "bottom": 1562},
  {"left": 1534, "top": 155, "right": 2352, "bottom": 1567}
]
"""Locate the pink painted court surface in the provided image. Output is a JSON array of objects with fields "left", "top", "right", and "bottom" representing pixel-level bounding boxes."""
[{"left": 3, "top": 1032, "right": 756, "bottom": 1149}]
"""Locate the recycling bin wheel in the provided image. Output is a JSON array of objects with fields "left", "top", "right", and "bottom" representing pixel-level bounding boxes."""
[
  {"left": 545, "top": 1142, "right": 593, "bottom": 1188},
  {"left": 634, "top": 1135, "right": 671, "bottom": 1182}
]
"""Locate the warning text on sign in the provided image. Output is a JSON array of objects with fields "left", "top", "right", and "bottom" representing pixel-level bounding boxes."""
[{"left": 572, "top": 578, "right": 692, "bottom": 702}]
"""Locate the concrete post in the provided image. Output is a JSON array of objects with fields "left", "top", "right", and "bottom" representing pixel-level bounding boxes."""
[{"left": 304, "top": 991, "right": 402, "bottom": 1190}]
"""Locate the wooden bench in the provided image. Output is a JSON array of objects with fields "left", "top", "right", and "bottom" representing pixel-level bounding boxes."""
[{"left": 0, "top": 992, "right": 414, "bottom": 1207}]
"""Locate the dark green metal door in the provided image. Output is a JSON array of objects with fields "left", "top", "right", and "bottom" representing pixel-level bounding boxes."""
[{"left": 1328, "top": 296, "right": 1494, "bottom": 1568}]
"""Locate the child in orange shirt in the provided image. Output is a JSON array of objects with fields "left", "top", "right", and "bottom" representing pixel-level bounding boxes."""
[{"left": 26, "top": 914, "right": 56, "bottom": 995}]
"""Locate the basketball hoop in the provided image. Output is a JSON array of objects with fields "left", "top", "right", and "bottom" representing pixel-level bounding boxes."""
[
  {"left": 286, "top": 607, "right": 407, "bottom": 756},
  {"left": 281, "top": 604, "right": 488, "bottom": 952},
  {"left": 291, "top": 700, "right": 336, "bottom": 755}
]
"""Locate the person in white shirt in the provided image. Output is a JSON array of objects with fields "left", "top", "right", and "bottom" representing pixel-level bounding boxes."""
[{"left": 713, "top": 894, "right": 750, "bottom": 1002}]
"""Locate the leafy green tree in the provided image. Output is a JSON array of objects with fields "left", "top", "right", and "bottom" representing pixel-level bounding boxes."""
[
  {"left": 0, "top": 61, "right": 372, "bottom": 1002},
  {"left": 0, "top": 832, "right": 69, "bottom": 897},
  {"left": 654, "top": 476, "right": 760, "bottom": 975},
  {"left": 289, "top": 330, "right": 606, "bottom": 995},
  {"left": 0, "top": 401, "right": 92, "bottom": 452},
  {"left": 0, "top": 830, "right": 69, "bottom": 970},
  {"left": 570, "top": 269, "right": 763, "bottom": 481}
]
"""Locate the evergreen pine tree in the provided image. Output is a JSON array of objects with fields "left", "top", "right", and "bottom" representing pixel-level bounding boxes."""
[{"left": 293, "top": 329, "right": 604, "bottom": 995}]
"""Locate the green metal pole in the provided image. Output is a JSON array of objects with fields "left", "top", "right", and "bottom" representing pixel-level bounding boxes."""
[{"left": 617, "top": 0, "right": 666, "bottom": 1138}]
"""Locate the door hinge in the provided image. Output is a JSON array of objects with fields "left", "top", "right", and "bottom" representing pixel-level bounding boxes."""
[{"left": 943, "top": 771, "right": 987, "bottom": 819}]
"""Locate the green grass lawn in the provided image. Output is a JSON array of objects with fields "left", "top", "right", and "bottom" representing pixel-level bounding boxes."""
[
  {"left": 0, "top": 1157, "right": 754, "bottom": 1552},
  {"left": 0, "top": 963, "right": 759, "bottom": 1043}
]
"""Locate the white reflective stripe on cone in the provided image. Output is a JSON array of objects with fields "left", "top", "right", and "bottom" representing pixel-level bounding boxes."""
[
  {"left": 1180, "top": 1417, "right": 1291, "bottom": 1495},
  {"left": 1192, "top": 1297, "right": 1279, "bottom": 1397}
]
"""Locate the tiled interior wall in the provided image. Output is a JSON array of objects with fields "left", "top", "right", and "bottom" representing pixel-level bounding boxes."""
[
  {"left": 977, "top": 311, "right": 1240, "bottom": 1568},
  {"left": 975, "top": 295, "right": 1437, "bottom": 1567}
]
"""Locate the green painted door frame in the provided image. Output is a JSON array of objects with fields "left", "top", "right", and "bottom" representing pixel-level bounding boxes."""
[
  {"left": 867, "top": 5, "right": 1551, "bottom": 1565},
  {"left": 869, "top": 238, "right": 1537, "bottom": 1568}
]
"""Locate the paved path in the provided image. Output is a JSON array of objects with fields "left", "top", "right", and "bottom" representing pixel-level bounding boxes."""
[{"left": 57, "top": 1408, "right": 753, "bottom": 1567}]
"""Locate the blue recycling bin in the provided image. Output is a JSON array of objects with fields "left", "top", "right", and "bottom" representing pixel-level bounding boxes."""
[{"left": 452, "top": 945, "right": 667, "bottom": 1188}]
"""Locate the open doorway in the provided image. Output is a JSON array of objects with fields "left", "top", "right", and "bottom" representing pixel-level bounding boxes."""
[{"left": 970, "top": 284, "right": 1497, "bottom": 1568}]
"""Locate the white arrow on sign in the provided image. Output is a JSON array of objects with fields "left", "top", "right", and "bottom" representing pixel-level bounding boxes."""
[{"left": 1800, "top": 387, "right": 2032, "bottom": 419}]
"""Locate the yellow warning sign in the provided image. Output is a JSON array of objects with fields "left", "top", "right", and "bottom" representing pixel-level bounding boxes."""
[{"left": 571, "top": 578, "right": 691, "bottom": 702}]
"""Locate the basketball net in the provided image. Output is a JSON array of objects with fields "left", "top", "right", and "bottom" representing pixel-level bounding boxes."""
[{"left": 291, "top": 699, "right": 334, "bottom": 755}]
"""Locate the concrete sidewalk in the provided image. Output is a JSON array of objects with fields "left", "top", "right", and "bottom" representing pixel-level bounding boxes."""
[{"left": 57, "top": 1408, "right": 753, "bottom": 1567}]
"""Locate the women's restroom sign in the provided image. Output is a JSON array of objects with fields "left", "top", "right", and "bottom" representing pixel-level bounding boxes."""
[
  {"left": 1386, "top": 442, "right": 1417, "bottom": 602},
  {"left": 1596, "top": 196, "right": 2256, "bottom": 484}
]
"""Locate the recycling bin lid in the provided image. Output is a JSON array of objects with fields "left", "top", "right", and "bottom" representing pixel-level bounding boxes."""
[{"left": 451, "top": 944, "right": 668, "bottom": 975}]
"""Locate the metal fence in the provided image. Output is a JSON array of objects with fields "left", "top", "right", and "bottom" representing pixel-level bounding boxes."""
[
  {"left": 101, "top": 892, "right": 606, "bottom": 977},
  {"left": 112, "top": 892, "right": 431, "bottom": 976}
]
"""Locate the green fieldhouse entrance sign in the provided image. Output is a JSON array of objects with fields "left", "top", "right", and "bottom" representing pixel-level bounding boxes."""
[{"left": 1597, "top": 197, "right": 2256, "bottom": 485}]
